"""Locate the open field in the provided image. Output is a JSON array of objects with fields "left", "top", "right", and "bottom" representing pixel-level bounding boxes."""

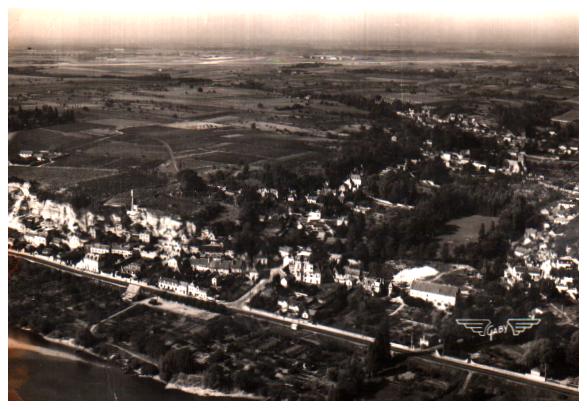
[
  {"left": 9, "top": 165, "right": 118, "bottom": 188},
  {"left": 438, "top": 215, "right": 499, "bottom": 247}
]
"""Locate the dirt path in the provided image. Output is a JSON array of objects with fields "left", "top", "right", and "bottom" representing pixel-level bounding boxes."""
[{"left": 152, "top": 137, "right": 179, "bottom": 173}]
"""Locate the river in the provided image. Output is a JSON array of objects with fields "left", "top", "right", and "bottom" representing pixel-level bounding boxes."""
[{"left": 8, "top": 327, "right": 202, "bottom": 401}]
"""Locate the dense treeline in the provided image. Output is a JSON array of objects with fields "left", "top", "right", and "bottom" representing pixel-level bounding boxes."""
[
  {"left": 314, "top": 93, "right": 413, "bottom": 118},
  {"left": 337, "top": 178, "right": 538, "bottom": 269},
  {"left": 429, "top": 125, "right": 509, "bottom": 167},
  {"left": 8, "top": 105, "right": 75, "bottom": 131},
  {"left": 258, "top": 163, "right": 324, "bottom": 196},
  {"left": 492, "top": 99, "right": 562, "bottom": 133},
  {"left": 324, "top": 128, "right": 421, "bottom": 185}
]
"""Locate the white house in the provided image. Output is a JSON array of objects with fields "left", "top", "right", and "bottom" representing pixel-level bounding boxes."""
[
  {"left": 362, "top": 276, "right": 384, "bottom": 295},
  {"left": 23, "top": 231, "right": 47, "bottom": 247},
  {"left": 77, "top": 253, "right": 102, "bottom": 273},
  {"left": 111, "top": 244, "right": 133, "bottom": 258},
  {"left": 248, "top": 267, "right": 259, "bottom": 282},
  {"left": 88, "top": 243, "right": 110, "bottom": 255},
  {"left": 136, "top": 232, "right": 150, "bottom": 244},
  {"left": 303, "top": 270, "right": 322, "bottom": 286},
  {"left": 165, "top": 257, "right": 179, "bottom": 270},
  {"left": 290, "top": 255, "right": 322, "bottom": 286},
  {"left": 158, "top": 277, "right": 188, "bottom": 296},
  {"left": 409, "top": 280, "right": 459, "bottom": 310},
  {"left": 307, "top": 210, "right": 322, "bottom": 222},
  {"left": 140, "top": 249, "right": 159, "bottom": 259},
  {"left": 187, "top": 283, "right": 208, "bottom": 300}
]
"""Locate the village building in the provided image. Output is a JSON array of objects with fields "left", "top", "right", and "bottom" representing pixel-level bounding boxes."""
[
  {"left": 140, "top": 248, "right": 159, "bottom": 259},
  {"left": 88, "top": 243, "right": 110, "bottom": 255},
  {"left": 19, "top": 150, "right": 34, "bottom": 159},
  {"left": 409, "top": 280, "right": 459, "bottom": 310},
  {"left": 111, "top": 244, "right": 133, "bottom": 258},
  {"left": 23, "top": 231, "right": 47, "bottom": 247},
  {"left": 158, "top": 277, "right": 188, "bottom": 296},
  {"left": 165, "top": 257, "right": 179, "bottom": 270},
  {"left": 132, "top": 231, "right": 150, "bottom": 244},
  {"left": 190, "top": 256, "right": 211, "bottom": 272},
  {"left": 307, "top": 210, "right": 322, "bottom": 222},
  {"left": 248, "top": 267, "right": 259, "bottom": 282},
  {"left": 120, "top": 262, "right": 141, "bottom": 277},
  {"left": 334, "top": 262, "right": 362, "bottom": 288},
  {"left": 289, "top": 255, "right": 322, "bottom": 286},
  {"left": 65, "top": 234, "right": 82, "bottom": 250},
  {"left": 362, "top": 276, "right": 384, "bottom": 295},
  {"left": 77, "top": 253, "right": 103, "bottom": 273},
  {"left": 187, "top": 283, "right": 209, "bottom": 300},
  {"left": 253, "top": 251, "right": 268, "bottom": 266}
]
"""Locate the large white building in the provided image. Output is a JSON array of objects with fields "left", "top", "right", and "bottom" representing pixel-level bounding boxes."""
[
  {"left": 409, "top": 280, "right": 459, "bottom": 310},
  {"left": 290, "top": 256, "right": 322, "bottom": 286},
  {"left": 77, "top": 253, "right": 102, "bottom": 273},
  {"left": 158, "top": 277, "right": 188, "bottom": 295},
  {"left": 23, "top": 231, "right": 47, "bottom": 247},
  {"left": 187, "top": 283, "right": 209, "bottom": 300},
  {"left": 158, "top": 278, "right": 209, "bottom": 300},
  {"left": 88, "top": 243, "right": 110, "bottom": 255}
]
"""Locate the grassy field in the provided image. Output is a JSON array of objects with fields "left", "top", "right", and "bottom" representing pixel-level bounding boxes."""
[
  {"left": 438, "top": 215, "right": 499, "bottom": 247},
  {"left": 9, "top": 165, "right": 118, "bottom": 188}
]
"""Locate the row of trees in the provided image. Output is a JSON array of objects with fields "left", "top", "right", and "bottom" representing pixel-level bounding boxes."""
[{"left": 9, "top": 105, "right": 75, "bottom": 131}]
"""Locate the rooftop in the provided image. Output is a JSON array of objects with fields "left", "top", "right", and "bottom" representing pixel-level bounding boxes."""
[{"left": 411, "top": 280, "right": 459, "bottom": 297}]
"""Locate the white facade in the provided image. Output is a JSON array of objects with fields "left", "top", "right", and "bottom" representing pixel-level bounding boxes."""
[
  {"left": 303, "top": 271, "right": 322, "bottom": 285},
  {"left": 78, "top": 253, "right": 101, "bottom": 273},
  {"left": 187, "top": 283, "right": 208, "bottom": 300},
  {"left": 409, "top": 280, "right": 458, "bottom": 310},
  {"left": 89, "top": 244, "right": 110, "bottom": 255},
  {"left": 24, "top": 232, "right": 47, "bottom": 247}
]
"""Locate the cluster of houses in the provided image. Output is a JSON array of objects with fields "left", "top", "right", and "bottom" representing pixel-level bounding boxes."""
[
  {"left": 158, "top": 277, "right": 210, "bottom": 301},
  {"left": 333, "top": 258, "right": 384, "bottom": 295},
  {"left": 277, "top": 291, "right": 321, "bottom": 321},
  {"left": 394, "top": 104, "right": 578, "bottom": 185},
  {"left": 275, "top": 244, "right": 461, "bottom": 315},
  {"left": 396, "top": 106, "right": 490, "bottom": 134},
  {"left": 8, "top": 183, "right": 265, "bottom": 300},
  {"left": 279, "top": 246, "right": 322, "bottom": 286},
  {"left": 17, "top": 149, "right": 63, "bottom": 163},
  {"left": 438, "top": 149, "right": 527, "bottom": 176},
  {"left": 503, "top": 199, "right": 579, "bottom": 300}
]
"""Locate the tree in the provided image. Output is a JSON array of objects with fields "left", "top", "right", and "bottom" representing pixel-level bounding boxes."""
[
  {"left": 441, "top": 243, "right": 451, "bottom": 262},
  {"left": 565, "top": 331, "right": 579, "bottom": 374},
  {"left": 159, "top": 348, "right": 196, "bottom": 381},
  {"left": 330, "top": 355, "right": 364, "bottom": 400},
  {"left": 177, "top": 169, "right": 207, "bottom": 197},
  {"left": 478, "top": 223, "right": 486, "bottom": 239},
  {"left": 366, "top": 319, "right": 391, "bottom": 376},
  {"left": 75, "top": 326, "right": 98, "bottom": 348},
  {"left": 145, "top": 337, "right": 168, "bottom": 359},
  {"left": 204, "top": 363, "right": 231, "bottom": 390},
  {"left": 232, "top": 369, "right": 260, "bottom": 393}
]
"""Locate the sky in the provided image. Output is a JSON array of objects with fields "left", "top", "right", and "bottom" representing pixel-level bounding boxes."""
[{"left": 8, "top": 1, "right": 580, "bottom": 49}]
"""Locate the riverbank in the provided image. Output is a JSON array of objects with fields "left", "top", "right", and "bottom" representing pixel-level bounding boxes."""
[{"left": 9, "top": 326, "right": 253, "bottom": 400}]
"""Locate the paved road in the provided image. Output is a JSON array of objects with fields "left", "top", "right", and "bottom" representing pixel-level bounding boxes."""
[
  {"left": 225, "top": 267, "right": 283, "bottom": 309},
  {"left": 8, "top": 250, "right": 579, "bottom": 398}
]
